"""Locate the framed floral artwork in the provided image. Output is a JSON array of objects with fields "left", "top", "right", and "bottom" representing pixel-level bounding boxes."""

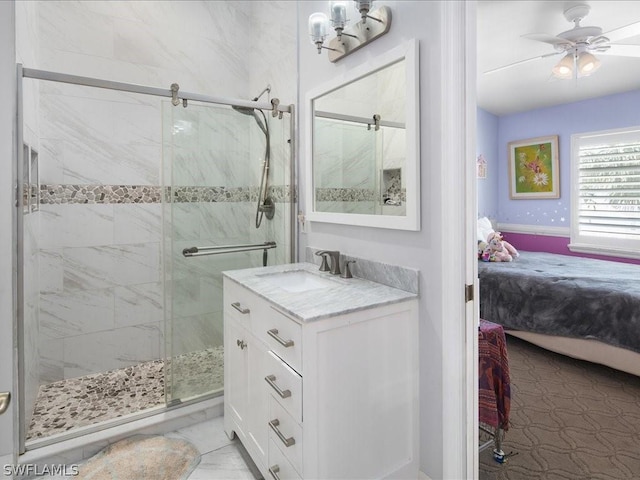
[{"left": 508, "top": 135, "right": 559, "bottom": 199}]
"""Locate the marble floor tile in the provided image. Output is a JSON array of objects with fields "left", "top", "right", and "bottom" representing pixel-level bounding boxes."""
[
  {"left": 187, "top": 442, "right": 262, "bottom": 480},
  {"left": 29, "top": 418, "right": 260, "bottom": 480},
  {"left": 165, "top": 416, "right": 234, "bottom": 455}
]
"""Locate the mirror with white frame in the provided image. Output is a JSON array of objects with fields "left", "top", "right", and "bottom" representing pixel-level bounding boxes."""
[{"left": 305, "top": 39, "right": 420, "bottom": 230}]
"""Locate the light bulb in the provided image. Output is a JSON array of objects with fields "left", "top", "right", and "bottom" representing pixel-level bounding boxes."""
[
  {"left": 308, "top": 12, "right": 329, "bottom": 53},
  {"left": 577, "top": 52, "right": 601, "bottom": 76},
  {"left": 331, "top": 1, "right": 348, "bottom": 29},
  {"left": 552, "top": 54, "right": 574, "bottom": 80}
]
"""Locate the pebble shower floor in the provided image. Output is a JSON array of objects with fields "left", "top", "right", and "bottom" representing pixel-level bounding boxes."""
[{"left": 26, "top": 346, "right": 224, "bottom": 441}]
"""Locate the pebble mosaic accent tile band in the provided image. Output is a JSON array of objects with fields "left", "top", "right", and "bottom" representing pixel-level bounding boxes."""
[
  {"left": 27, "top": 346, "right": 223, "bottom": 441},
  {"left": 315, "top": 187, "right": 378, "bottom": 202},
  {"left": 40, "top": 184, "right": 163, "bottom": 205},
  {"left": 40, "top": 184, "right": 293, "bottom": 205},
  {"left": 171, "top": 186, "right": 252, "bottom": 203},
  {"left": 314, "top": 187, "right": 406, "bottom": 203}
]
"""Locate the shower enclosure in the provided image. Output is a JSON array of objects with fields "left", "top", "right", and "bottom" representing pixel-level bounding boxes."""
[{"left": 16, "top": 66, "right": 295, "bottom": 452}]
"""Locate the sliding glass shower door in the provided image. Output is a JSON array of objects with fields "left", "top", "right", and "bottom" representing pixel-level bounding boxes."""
[{"left": 162, "top": 101, "right": 292, "bottom": 404}]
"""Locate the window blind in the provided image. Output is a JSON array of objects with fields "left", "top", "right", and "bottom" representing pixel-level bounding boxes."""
[{"left": 578, "top": 142, "right": 640, "bottom": 239}]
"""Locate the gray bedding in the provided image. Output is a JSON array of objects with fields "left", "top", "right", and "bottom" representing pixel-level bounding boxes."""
[{"left": 478, "top": 251, "right": 640, "bottom": 353}]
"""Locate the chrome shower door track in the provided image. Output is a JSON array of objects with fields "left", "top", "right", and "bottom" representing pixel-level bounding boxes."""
[{"left": 21, "top": 67, "right": 292, "bottom": 114}]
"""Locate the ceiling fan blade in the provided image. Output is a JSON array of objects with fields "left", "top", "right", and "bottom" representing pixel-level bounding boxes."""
[
  {"left": 522, "top": 33, "right": 573, "bottom": 47},
  {"left": 598, "top": 44, "right": 640, "bottom": 58},
  {"left": 484, "top": 52, "right": 561, "bottom": 75},
  {"left": 602, "top": 21, "right": 640, "bottom": 43}
]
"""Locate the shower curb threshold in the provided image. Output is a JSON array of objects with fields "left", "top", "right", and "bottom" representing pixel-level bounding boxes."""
[{"left": 19, "top": 396, "right": 223, "bottom": 465}]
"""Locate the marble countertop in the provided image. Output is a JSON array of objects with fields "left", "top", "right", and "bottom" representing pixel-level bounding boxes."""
[{"left": 223, "top": 262, "right": 418, "bottom": 322}]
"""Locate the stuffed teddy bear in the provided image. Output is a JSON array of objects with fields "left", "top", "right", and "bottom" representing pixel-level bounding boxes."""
[
  {"left": 482, "top": 232, "right": 519, "bottom": 262},
  {"left": 478, "top": 240, "right": 488, "bottom": 260}
]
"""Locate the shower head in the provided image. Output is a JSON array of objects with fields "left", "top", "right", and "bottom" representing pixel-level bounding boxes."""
[
  {"left": 232, "top": 85, "right": 271, "bottom": 136},
  {"left": 231, "top": 84, "right": 271, "bottom": 114},
  {"left": 232, "top": 105, "right": 256, "bottom": 116},
  {"left": 232, "top": 105, "right": 268, "bottom": 136}
]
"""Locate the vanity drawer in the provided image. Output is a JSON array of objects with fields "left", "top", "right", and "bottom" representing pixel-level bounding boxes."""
[
  {"left": 258, "top": 306, "right": 302, "bottom": 374},
  {"left": 268, "top": 439, "right": 302, "bottom": 480},
  {"left": 268, "top": 398, "right": 303, "bottom": 476},
  {"left": 264, "top": 351, "right": 302, "bottom": 423},
  {"left": 224, "top": 280, "right": 255, "bottom": 325}
]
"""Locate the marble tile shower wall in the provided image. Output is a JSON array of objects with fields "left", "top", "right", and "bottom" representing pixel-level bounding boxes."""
[
  {"left": 248, "top": 1, "right": 296, "bottom": 266},
  {"left": 30, "top": 1, "right": 297, "bottom": 384}
]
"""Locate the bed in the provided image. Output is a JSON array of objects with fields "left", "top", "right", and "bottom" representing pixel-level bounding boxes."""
[{"left": 478, "top": 250, "right": 640, "bottom": 377}]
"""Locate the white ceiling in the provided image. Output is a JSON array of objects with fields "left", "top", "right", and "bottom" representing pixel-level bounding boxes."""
[{"left": 477, "top": 1, "right": 640, "bottom": 116}]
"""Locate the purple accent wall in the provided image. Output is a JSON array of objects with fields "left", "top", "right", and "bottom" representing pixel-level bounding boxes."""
[
  {"left": 501, "top": 231, "right": 640, "bottom": 265},
  {"left": 496, "top": 89, "right": 640, "bottom": 227}
]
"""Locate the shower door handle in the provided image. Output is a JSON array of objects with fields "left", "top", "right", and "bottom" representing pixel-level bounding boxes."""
[{"left": 0, "top": 392, "right": 10, "bottom": 415}]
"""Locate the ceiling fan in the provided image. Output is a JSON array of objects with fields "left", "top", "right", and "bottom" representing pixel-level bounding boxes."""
[{"left": 485, "top": 3, "right": 640, "bottom": 79}]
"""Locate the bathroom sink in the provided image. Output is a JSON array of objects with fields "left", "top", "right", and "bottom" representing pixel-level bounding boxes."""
[{"left": 257, "top": 270, "right": 337, "bottom": 293}]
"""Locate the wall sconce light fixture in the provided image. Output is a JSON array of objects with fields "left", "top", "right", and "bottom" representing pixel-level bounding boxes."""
[{"left": 309, "top": 0, "right": 392, "bottom": 63}]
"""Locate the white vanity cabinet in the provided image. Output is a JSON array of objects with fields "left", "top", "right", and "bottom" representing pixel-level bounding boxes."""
[{"left": 223, "top": 271, "right": 418, "bottom": 480}]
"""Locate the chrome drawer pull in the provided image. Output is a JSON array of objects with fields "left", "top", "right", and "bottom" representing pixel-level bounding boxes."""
[
  {"left": 231, "top": 302, "right": 250, "bottom": 314},
  {"left": 269, "top": 419, "right": 296, "bottom": 447},
  {"left": 265, "top": 375, "right": 291, "bottom": 399},
  {"left": 267, "top": 328, "right": 294, "bottom": 348},
  {"left": 269, "top": 465, "right": 281, "bottom": 480}
]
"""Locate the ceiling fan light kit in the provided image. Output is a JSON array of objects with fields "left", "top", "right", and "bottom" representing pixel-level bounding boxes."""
[{"left": 551, "top": 48, "right": 602, "bottom": 79}]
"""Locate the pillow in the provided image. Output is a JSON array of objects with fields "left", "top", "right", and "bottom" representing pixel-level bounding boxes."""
[{"left": 477, "top": 217, "right": 495, "bottom": 242}]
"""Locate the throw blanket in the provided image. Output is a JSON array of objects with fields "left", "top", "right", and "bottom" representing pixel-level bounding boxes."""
[
  {"left": 479, "top": 251, "right": 640, "bottom": 353},
  {"left": 479, "top": 319, "right": 511, "bottom": 430}
]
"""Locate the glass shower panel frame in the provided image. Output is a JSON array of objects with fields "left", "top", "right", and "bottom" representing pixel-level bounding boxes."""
[
  {"left": 163, "top": 101, "right": 292, "bottom": 405},
  {"left": 16, "top": 65, "right": 295, "bottom": 452}
]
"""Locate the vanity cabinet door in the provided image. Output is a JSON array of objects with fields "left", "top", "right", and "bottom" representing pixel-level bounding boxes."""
[
  {"left": 224, "top": 318, "right": 250, "bottom": 439},
  {"left": 245, "top": 333, "right": 269, "bottom": 469}
]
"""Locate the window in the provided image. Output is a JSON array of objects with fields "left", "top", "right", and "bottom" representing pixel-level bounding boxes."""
[{"left": 570, "top": 127, "right": 640, "bottom": 259}]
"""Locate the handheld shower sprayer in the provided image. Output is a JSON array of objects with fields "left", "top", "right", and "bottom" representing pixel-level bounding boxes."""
[{"left": 231, "top": 85, "right": 275, "bottom": 228}]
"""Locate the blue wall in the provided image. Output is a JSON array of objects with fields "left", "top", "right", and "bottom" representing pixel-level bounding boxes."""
[
  {"left": 493, "top": 89, "right": 640, "bottom": 227},
  {"left": 477, "top": 108, "right": 499, "bottom": 219}
]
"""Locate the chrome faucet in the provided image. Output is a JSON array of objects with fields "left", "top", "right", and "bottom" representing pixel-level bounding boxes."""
[
  {"left": 315, "top": 250, "right": 341, "bottom": 275},
  {"left": 315, "top": 251, "right": 330, "bottom": 272}
]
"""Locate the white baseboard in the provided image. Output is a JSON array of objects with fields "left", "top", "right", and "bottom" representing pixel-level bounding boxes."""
[
  {"left": 419, "top": 471, "right": 432, "bottom": 480},
  {"left": 497, "top": 222, "right": 569, "bottom": 237}
]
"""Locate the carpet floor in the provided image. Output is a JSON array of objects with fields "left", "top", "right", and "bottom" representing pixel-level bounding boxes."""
[{"left": 480, "top": 336, "right": 640, "bottom": 480}]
